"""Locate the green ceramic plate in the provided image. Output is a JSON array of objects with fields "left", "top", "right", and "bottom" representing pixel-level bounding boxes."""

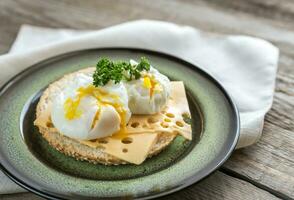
[{"left": 0, "top": 48, "right": 239, "bottom": 199}]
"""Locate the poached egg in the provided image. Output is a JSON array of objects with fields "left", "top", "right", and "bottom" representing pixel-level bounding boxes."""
[
  {"left": 51, "top": 73, "right": 131, "bottom": 140},
  {"left": 124, "top": 60, "right": 171, "bottom": 114}
]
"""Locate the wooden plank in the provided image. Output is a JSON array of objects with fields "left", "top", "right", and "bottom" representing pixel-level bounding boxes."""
[
  {"left": 159, "top": 172, "right": 280, "bottom": 200},
  {"left": 0, "top": 172, "right": 280, "bottom": 200},
  {"left": 203, "top": 0, "right": 294, "bottom": 24},
  {"left": 0, "top": 0, "right": 293, "bottom": 199},
  {"left": 224, "top": 120, "right": 294, "bottom": 198}
]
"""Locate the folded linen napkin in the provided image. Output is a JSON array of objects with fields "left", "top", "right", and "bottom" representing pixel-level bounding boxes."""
[{"left": 0, "top": 20, "right": 279, "bottom": 194}]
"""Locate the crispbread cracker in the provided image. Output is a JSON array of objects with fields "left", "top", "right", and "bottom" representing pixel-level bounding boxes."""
[{"left": 34, "top": 68, "right": 192, "bottom": 165}]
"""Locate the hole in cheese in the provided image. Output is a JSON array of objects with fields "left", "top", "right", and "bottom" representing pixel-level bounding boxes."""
[
  {"left": 147, "top": 117, "right": 158, "bottom": 123},
  {"left": 160, "top": 122, "right": 169, "bottom": 128},
  {"left": 166, "top": 113, "right": 175, "bottom": 118},
  {"left": 98, "top": 138, "right": 108, "bottom": 144},
  {"left": 121, "top": 137, "right": 133, "bottom": 144},
  {"left": 122, "top": 148, "right": 128, "bottom": 153},
  {"left": 131, "top": 122, "right": 140, "bottom": 128},
  {"left": 164, "top": 118, "right": 171, "bottom": 122},
  {"left": 46, "top": 122, "right": 53, "bottom": 128},
  {"left": 182, "top": 112, "right": 190, "bottom": 119},
  {"left": 176, "top": 121, "right": 184, "bottom": 127},
  {"left": 182, "top": 112, "right": 192, "bottom": 125}
]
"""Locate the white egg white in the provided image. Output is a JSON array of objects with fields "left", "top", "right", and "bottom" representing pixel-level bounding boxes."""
[
  {"left": 51, "top": 73, "right": 131, "bottom": 140},
  {"left": 51, "top": 95, "right": 99, "bottom": 140},
  {"left": 124, "top": 60, "right": 171, "bottom": 114}
]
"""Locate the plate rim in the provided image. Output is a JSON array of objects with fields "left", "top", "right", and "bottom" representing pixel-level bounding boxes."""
[{"left": 0, "top": 47, "right": 240, "bottom": 200}]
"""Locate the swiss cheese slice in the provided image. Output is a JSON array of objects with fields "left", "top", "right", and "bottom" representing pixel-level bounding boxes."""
[
  {"left": 81, "top": 134, "right": 158, "bottom": 165},
  {"left": 107, "top": 134, "right": 158, "bottom": 164}
]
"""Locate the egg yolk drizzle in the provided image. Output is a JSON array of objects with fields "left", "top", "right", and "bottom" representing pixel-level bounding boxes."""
[
  {"left": 143, "top": 75, "right": 160, "bottom": 98},
  {"left": 64, "top": 98, "right": 83, "bottom": 120},
  {"left": 63, "top": 84, "right": 127, "bottom": 136}
]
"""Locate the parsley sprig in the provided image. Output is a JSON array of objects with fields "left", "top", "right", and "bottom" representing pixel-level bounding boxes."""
[{"left": 93, "top": 57, "right": 150, "bottom": 86}]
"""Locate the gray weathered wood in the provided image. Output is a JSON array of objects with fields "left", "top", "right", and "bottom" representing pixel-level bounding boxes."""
[
  {"left": 159, "top": 172, "right": 280, "bottom": 200},
  {"left": 0, "top": 0, "right": 293, "bottom": 199}
]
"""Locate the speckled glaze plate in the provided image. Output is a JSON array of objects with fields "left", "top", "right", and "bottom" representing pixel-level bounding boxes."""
[{"left": 0, "top": 48, "right": 239, "bottom": 199}]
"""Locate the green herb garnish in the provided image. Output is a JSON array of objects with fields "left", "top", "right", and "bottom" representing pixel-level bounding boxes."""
[{"left": 93, "top": 57, "right": 150, "bottom": 86}]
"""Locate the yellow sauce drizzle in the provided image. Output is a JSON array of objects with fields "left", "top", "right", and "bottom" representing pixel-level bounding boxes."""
[
  {"left": 143, "top": 75, "right": 160, "bottom": 98},
  {"left": 63, "top": 84, "right": 127, "bottom": 135},
  {"left": 64, "top": 98, "right": 82, "bottom": 120}
]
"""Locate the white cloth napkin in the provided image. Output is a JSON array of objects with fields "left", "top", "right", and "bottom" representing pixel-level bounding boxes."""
[{"left": 0, "top": 20, "right": 279, "bottom": 194}]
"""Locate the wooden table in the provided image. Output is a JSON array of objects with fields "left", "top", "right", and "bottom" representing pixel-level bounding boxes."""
[{"left": 0, "top": 0, "right": 293, "bottom": 199}]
